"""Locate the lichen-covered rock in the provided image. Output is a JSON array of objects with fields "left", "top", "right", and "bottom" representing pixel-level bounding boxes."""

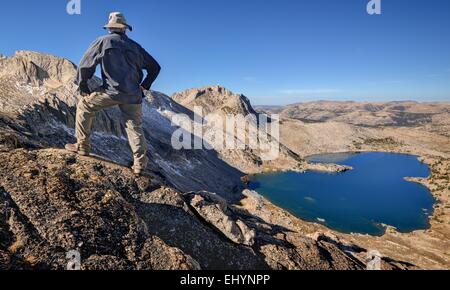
[
  {"left": 0, "top": 149, "right": 199, "bottom": 270},
  {"left": 136, "top": 237, "right": 201, "bottom": 270}
]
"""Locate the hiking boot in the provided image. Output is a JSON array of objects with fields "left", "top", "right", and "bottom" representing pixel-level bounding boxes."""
[
  {"left": 133, "top": 167, "right": 153, "bottom": 177},
  {"left": 65, "top": 143, "right": 90, "bottom": 156}
]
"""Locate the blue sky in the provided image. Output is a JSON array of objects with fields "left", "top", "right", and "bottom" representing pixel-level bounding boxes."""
[{"left": 1, "top": 0, "right": 449, "bottom": 105}]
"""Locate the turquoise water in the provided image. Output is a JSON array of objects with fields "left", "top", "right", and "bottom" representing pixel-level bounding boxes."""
[{"left": 250, "top": 152, "right": 435, "bottom": 236}]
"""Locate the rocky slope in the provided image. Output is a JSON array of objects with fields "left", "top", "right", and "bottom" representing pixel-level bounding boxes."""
[
  {"left": 0, "top": 51, "right": 380, "bottom": 270},
  {"left": 273, "top": 119, "right": 450, "bottom": 158},
  {"left": 171, "top": 85, "right": 311, "bottom": 173}
]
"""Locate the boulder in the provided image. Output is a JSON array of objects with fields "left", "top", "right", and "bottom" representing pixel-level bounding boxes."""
[{"left": 184, "top": 191, "right": 256, "bottom": 246}]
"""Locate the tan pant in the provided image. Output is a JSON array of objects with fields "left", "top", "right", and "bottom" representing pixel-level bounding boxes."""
[{"left": 75, "top": 92, "right": 148, "bottom": 171}]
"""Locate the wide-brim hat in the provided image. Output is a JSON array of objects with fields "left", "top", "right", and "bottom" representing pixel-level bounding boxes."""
[{"left": 104, "top": 12, "right": 133, "bottom": 31}]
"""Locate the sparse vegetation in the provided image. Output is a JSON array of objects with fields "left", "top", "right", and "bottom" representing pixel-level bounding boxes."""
[{"left": 364, "top": 137, "right": 398, "bottom": 145}]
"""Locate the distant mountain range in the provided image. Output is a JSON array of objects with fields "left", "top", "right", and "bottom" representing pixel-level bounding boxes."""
[{"left": 256, "top": 100, "right": 450, "bottom": 129}]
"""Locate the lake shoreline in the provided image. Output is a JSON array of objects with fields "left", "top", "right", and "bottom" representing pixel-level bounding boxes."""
[
  {"left": 248, "top": 152, "right": 434, "bottom": 236},
  {"left": 240, "top": 150, "right": 450, "bottom": 269}
]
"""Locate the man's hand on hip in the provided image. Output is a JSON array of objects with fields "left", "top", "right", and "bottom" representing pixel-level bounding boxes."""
[{"left": 79, "top": 82, "right": 91, "bottom": 96}]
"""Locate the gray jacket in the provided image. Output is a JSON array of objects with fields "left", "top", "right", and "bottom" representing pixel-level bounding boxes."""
[{"left": 77, "top": 32, "right": 161, "bottom": 104}]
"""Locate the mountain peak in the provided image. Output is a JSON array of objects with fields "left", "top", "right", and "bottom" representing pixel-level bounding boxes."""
[
  {"left": 201, "top": 85, "right": 233, "bottom": 95},
  {"left": 0, "top": 50, "right": 77, "bottom": 86},
  {"left": 172, "top": 85, "right": 258, "bottom": 116}
]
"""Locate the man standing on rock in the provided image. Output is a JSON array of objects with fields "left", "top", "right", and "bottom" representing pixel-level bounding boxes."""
[{"left": 65, "top": 12, "right": 161, "bottom": 176}]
